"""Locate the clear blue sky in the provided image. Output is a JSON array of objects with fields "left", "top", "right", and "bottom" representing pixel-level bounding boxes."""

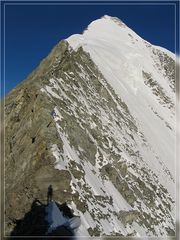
[{"left": 1, "top": 1, "right": 179, "bottom": 97}]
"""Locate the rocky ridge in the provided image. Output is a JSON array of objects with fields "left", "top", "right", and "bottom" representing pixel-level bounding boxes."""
[{"left": 4, "top": 16, "right": 175, "bottom": 237}]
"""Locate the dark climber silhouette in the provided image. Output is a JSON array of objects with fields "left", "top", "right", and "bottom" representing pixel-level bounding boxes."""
[
  {"left": 47, "top": 185, "right": 53, "bottom": 203},
  {"left": 9, "top": 198, "right": 76, "bottom": 239},
  {"left": 10, "top": 199, "right": 48, "bottom": 237}
]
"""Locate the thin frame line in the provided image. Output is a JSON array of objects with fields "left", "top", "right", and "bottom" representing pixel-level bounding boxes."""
[
  {"left": 3, "top": 2, "right": 177, "bottom": 5},
  {"left": 3, "top": 2, "right": 6, "bottom": 237},
  {"left": 1, "top": 0, "right": 178, "bottom": 1},
  {"left": 3, "top": 1, "right": 178, "bottom": 238}
]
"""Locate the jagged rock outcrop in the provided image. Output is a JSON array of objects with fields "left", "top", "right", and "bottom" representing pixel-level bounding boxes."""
[{"left": 4, "top": 16, "right": 175, "bottom": 237}]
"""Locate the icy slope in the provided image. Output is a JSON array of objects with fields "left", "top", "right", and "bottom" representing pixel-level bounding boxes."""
[{"left": 67, "top": 15, "right": 175, "bottom": 196}]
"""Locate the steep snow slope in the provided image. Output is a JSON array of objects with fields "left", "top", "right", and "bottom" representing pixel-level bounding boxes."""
[
  {"left": 5, "top": 16, "right": 175, "bottom": 237},
  {"left": 67, "top": 15, "right": 175, "bottom": 196},
  {"left": 41, "top": 16, "right": 176, "bottom": 235}
]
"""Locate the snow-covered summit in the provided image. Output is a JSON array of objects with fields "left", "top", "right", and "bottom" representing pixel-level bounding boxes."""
[
  {"left": 67, "top": 15, "right": 138, "bottom": 50},
  {"left": 89, "top": 15, "right": 127, "bottom": 29},
  {"left": 67, "top": 15, "right": 174, "bottom": 59},
  {"left": 101, "top": 14, "right": 126, "bottom": 25},
  {"left": 67, "top": 17, "right": 175, "bottom": 194}
]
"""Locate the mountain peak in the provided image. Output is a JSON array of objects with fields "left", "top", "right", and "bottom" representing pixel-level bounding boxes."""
[
  {"left": 5, "top": 14, "right": 175, "bottom": 238},
  {"left": 84, "top": 15, "right": 127, "bottom": 33},
  {"left": 100, "top": 15, "right": 127, "bottom": 27},
  {"left": 67, "top": 15, "right": 136, "bottom": 51}
]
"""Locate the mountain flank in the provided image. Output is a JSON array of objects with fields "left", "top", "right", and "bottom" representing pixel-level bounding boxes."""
[{"left": 4, "top": 16, "right": 175, "bottom": 237}]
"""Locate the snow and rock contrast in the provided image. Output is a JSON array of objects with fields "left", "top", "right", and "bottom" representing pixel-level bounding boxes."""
[{"left": 5, "top": 16, "right": 175, "bottom": 237}]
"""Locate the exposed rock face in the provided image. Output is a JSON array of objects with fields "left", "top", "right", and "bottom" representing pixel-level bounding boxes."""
[
  {"left": 4, "top": 16, "right": 175, "bottom": 237},
  {"left": 5, "top": 40, "right": 71, "bottom": 233}
]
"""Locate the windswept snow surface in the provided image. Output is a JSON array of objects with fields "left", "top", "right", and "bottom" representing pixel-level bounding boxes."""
[{"left": 67, "top": 15, "right": 175, "bottom": 197}]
